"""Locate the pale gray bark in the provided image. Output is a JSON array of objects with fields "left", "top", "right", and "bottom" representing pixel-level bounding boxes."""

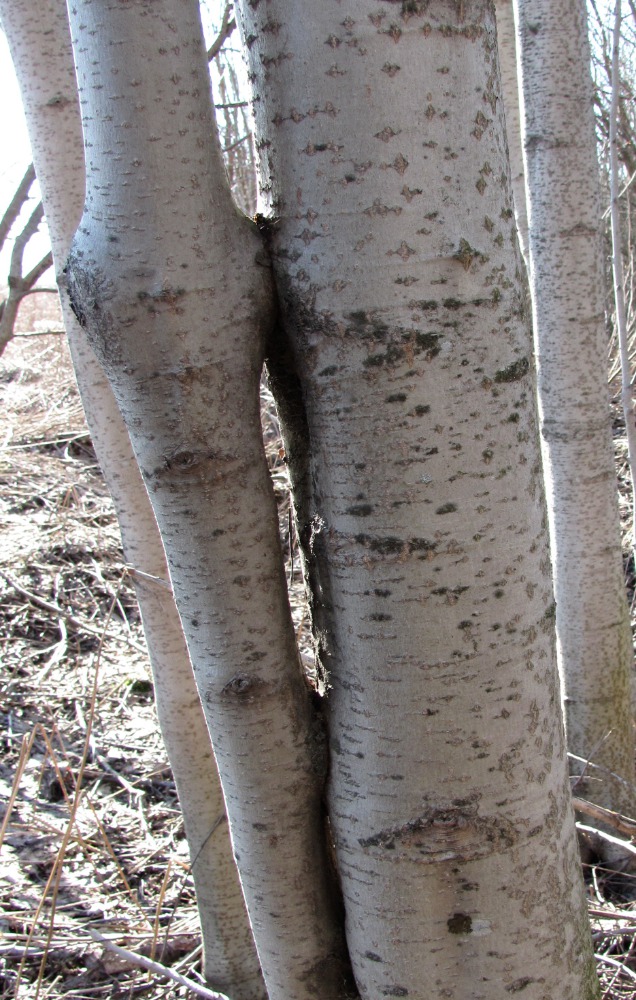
[
  {"left": 609, "top": 1, "right": 636, "bottom": 563},
  {"left": 0, "top": 2, "right": 265, "bottom": 993},
  {"left": 494, "top": 0, "right": 529, "bottom": 264},
  {"left": 514, "top": 0, "right": 635, "bottom": 815},
  {"left": 62, "top": 2, "right": 352, "bottom": 999},
  {"left": 240, "top": 1, "right": 598, "bottom": 997}
]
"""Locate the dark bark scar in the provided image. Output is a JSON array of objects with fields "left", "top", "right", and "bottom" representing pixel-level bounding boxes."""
[{"left": 359, "top": 799, "right": 516, "bottom": 862}]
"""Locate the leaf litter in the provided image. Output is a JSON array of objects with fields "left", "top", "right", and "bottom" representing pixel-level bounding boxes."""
[
  {"left": 0, "top": 313, "right": 636, "bottom": 998},
  {"left": 0, "top": 319, "right": 311, "bottom": 999}
]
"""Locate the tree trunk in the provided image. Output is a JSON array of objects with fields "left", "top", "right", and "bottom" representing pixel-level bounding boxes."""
[
  {"left": 494, "top": 0, "right": 529, "bottom": 264},
  {"left": 62, "top": 3, "right": 353, "bottom": 999},
  {"left": 240, "top": 1, "right": 599, "bottom": 997},
  {"left": 0, "top": 2, "right": 265, "bottom": 993},
  {"left": 514, "top": 0, "right": 635, "bottom": 815}
]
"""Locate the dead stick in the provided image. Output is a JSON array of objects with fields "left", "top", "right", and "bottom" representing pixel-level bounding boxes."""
[
  {"left": 577, "top": 823, "right": 636, "bottom": 856},
  {"left": 588, "top": 905, "right": 636, "bottom": 922},
  {"left": 87, "top": 928, "right": 231, "bottom": 1000},
  {"left": 594, "top": 953, "right": 636, "bottom": 982},
  {"left": 573, "top": 795, "right": 636, "bottom": 838},
  {"left": 0, "top": 569, "right": 147, "bottom": 654}
]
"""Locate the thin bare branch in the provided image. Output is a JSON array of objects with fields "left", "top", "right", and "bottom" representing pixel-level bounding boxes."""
[
  {"left": 13, "top": 282, "right": 57, "bottom": 300},
  {"left": 577, "top": 823, "right": 636, "bottom": 856},
  {"left": 573, "top": 795, "right": 636, "bottom": 838},
  {"left": 223, "top": 132, "right": 251, "bottom": 154},
  {"left": 23, "top": 250, "right": 54, "bottom": 289},
  {"left": 207, "top": 2, "right": 235, "bottom": 62},
  {"left": 594, "top": 952, "right": 636, "bottom": 983},
  {"left": 0, "top": 162, "right": 36, "bottom": 251},
  {"left": 0, "top": 203, "right": 50, "bottom": 355},
  {"left": 0, "top": 569, "right": 147, "bottom": 654},
  {"left": 87, "top": 928, "right": 232, "bottom": 1000},
  {"left": 9, "top": 201, "right": 45, "bottom": 278}
]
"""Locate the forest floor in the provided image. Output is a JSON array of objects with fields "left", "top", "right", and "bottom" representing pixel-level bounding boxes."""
[{"left": 2, "top": 314, "right": 636, "bottom": 999}]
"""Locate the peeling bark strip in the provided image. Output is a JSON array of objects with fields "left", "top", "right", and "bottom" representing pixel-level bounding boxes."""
[
  {"left": 515, "top": 0, "right": 636, "bottom": 818},
  {"left": 0, "top": 0, "right": 266, "bottom": 993},
  {"left": 240, "top": 0, "right": 598, "bottom": 997},
  {"left": 62, "top": 3, "right": 352, "bottom": 1000}
]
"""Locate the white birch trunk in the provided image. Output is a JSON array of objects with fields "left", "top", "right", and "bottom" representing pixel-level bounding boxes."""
[
  {"left": 0, "top": 2, "right": 265, "bottom": 993},
  {"left": 240, "top": 1, "right": 599, "bottom": 997},
  {"left": 494, "top": 0, "right": 529, "bottom": 264},
  {"left": 514, "top": 0, "right": 635, "bottom": 814},
  {"left": 62, "top": 3, "right": 353, "bottom": 998}
]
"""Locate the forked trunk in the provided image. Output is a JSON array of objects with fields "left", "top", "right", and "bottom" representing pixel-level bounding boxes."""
[{"left": 62, "top": 2, "right": 352, "bottom": 999}]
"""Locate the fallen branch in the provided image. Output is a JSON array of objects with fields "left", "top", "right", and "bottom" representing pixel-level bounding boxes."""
[
  {"left": 594, "top": 952, "right": 636, "bottom": 982},
  {"left": 573, "top": 795, "right": 636, "bottom": 839},
  {"left": 0, "top": 568, "right": 147, "bottom": 655},
  {"left": 577, "top": 823, "right": 636, "bottom": 856},
  {"left": 87, "top": 927, "right": 231, "bottom": 1000},
  {"left": 588, "top": 905, "right": 636, "bottom": 922}
]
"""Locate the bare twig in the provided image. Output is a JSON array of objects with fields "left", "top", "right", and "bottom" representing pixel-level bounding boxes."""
[
  {"left": 0, "top": 729, "right": 38, "bottom": 851},
  {"left": 15, "top": 599, "right": 108, "bottom": 998},
  {"left": 568, "top": 752, "right": 636, "bottom": 794},
  {"left": 577, "top": 823, "right": 636, "bottom": 856},
  {"left": 588, "top": 905, "right": 636, "bottom": 922},
  {"left": 22, "top": 252, "right": 54, "bottom": 289},
  {"left": 595, "top": 952, "right": 636, "bottom": 983},
  {"left": 223, "top": 132, "right": 251, "bottom": 154},
  {"left": 0, "top": 201, "right": 53, "bottom": 355},
  {"left": 0, "top": 162, "right": 36, "bottom": 251},
  {"left": 10, "top": 201, "right": 46, "bottom": 272},
  {"left": 0, "top": 568, "right": 147, "bottom": 654},
  {"left": 11, "top": 283, "right": 58, "bottom": 299},
  {"left": 14, "top": 329, "right": 65, "bottom": 339},
  {"left": 152, "top": 860, "right": 172, "bottom": 964},
  {"left": 87, "top": 927, "right": 232, "bottom": 1000},
  {"left": 207, "top": 2, "right": 236, "bottom": 62},
  {"left": 573, "top": 796, "right": 636, "bottom": 839},
  {"left": 124, "top": 564, "right": 172, "bottom": 591}
]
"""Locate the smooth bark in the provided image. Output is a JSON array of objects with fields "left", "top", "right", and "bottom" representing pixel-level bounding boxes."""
[
  {"left": 514, "top": 0, "right": 635, "bottom": 814},
  {"left": 0, "top": 1, "right": 265, "bottom": 993},
  {"left": 240, "top": 1, "right": 599, "bottom": 997},
  {"left": 494, "top": 0, "right": 529, "bottom": 264},
  {"left": 63, "top": 2, "right": 353, "bottom": 999},
  {"left": 609, "top": 1, "right": 636, "bottom": 563}
]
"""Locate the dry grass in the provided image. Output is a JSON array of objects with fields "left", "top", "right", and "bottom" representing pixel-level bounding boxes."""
[
  {"left": 0, "top": 330, "right": 205, "bottom": 999},
  {"left": 1, "top": 309, "right": 636, "bottom": 998}
]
